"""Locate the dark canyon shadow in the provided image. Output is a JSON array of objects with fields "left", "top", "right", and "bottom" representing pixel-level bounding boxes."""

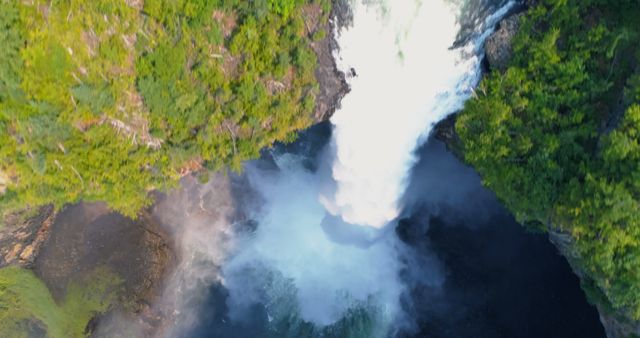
[
  {"left": 185, "top": 123, "right": 605, "bottom": 338},
  {"left": 396, "top": 138, "right": 606, "bottom": 338}
]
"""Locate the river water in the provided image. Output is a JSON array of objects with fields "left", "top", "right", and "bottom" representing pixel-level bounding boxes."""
[{"left": 165, "top": 1, "right": 606, "bottom": 337}]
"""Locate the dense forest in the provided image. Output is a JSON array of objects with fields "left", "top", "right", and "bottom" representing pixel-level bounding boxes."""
[
  {"left": 456, "top": 0, "right": 640, "bottom": 329},
  {"left": 0, "top": 1, "right": 332, "bottom": 336},
  {"left": 0, "top": 0, "right": 329, "bottom": 220}
]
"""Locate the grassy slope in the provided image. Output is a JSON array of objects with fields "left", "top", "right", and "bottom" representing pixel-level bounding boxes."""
[{"left": 0, "top": 266, "right": 122, "bottom": 338}]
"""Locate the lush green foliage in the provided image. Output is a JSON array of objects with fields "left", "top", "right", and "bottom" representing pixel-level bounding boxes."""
[
  {"left": 0, "top": 266, "right": 122, "bottom": 337},
  {"left": 457, "top": 0, "right": 640, "bottom": 320},
  {"left": 0, "top": 0, "right": 329, "bottom": 219}
]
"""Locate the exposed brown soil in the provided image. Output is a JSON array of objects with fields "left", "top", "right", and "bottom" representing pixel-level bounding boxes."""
[
  {"left": 212, "top": 10, "right": 237, "bottom": 38},
  {"left": 0, "top": 205, "right": 56, "bottom": 268}
]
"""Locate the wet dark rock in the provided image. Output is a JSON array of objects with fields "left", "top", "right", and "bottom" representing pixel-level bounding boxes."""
[
  {"left": 548, "top": 227, "right": 640, "bottom": 338},
  {"left": 34, "top": 203, "right": 172, "bottom": 305},
  {"left": 332, "top": 0, "right": 354, "bottom": 30},
  {"left": 311, "top": 1, "right": 349, "bottom": 121},
  {"left": 432, "top": 114, "right": 463, "bottom": 158}
]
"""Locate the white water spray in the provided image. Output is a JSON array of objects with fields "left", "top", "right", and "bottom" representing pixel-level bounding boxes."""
[
  {"left": 219, "top": 0, "right": 516, "bottom": 335},
  {"left": 224, "top": 156, "right": 405, "bottom": 331},
  {"left": 321, "top": 0, "right": 516, "bottom": 228}
]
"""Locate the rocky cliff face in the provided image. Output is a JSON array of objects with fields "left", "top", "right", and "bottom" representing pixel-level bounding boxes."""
[
  {"left": 0, "top": 206, "right": 56, "bottom": 268},
  {"left": 0, "top": 5, "right": 348, "bottom": 336},
  {"left": 312, "top": 0, "right": 349, "bottom": 121},
  {"left": 434, "top": 3, "right": 640, "bottom": 337},
  {"left": 484, "top": 12, "right": 523, "bottom": 72},
  {"left": 548, "top": 227, "right": 640, "bottom": 338},
  {"left": 36, "top": 203, "right": 173, "bottom": 336},
  {"left": 483, "top": 1, "right": 537, "bottom": 72},
  {"left": 0, "top": 202, "right": 174, "bottom": 337}
]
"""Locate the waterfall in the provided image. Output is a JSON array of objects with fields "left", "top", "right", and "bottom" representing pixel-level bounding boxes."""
[
  {"left": 213, "top": 0, "right": 518, "bottom": 336},
  {"left": 321, "top": 0, "right": 516, "bottom": 228}
]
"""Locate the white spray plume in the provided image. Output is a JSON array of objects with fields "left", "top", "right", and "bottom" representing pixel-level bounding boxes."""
[
  {"left": 321, "top": 0, "right": 516, "bottom": 228},
  {"left": 154, "top": 175, "right": 238, "bottom": 337},
  {"left": 223, "top": 154, "right": 406, "bottom": 333}
]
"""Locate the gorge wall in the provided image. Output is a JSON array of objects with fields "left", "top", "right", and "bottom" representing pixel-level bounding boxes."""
[{"left": 435, "top": 1, "right": 640, "bottom": 337}]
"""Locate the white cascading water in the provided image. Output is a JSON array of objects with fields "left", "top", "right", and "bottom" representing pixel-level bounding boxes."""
[
  {"left": 220, "top": 0, "right": 516, "bottom": 335},
  {"left": 322, "top": 0, "right": 515, "bottom": 228}
]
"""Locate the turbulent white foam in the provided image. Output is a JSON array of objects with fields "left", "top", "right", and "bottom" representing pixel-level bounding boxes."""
[
  {"left": 224, "top": 155, "right": 404, "bottom": 330},
  {"left": 321, "top": 0, "right": 515, "bottom": 228}
]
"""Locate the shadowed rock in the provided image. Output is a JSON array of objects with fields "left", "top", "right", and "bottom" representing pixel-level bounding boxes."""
[{"left": 485, "top": 12, "right": 523, "bottom": 72}]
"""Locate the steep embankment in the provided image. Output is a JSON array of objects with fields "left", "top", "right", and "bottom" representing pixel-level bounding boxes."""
[
  {"left": 0, "top": 0, "right": 344, "bottom": 220},
  {"left": 437, "top": 1, "right": 640, "bottom": 337},
  {"left": 0, "top": 1, "right": 347, "bottom": 337}
]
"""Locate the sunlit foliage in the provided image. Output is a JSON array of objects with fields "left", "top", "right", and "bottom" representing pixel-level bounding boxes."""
[
  {"left": 0, "top": 0, "right": 330, "bottom": 219},
  {"left": 457, "top": 0, "right": 640, "bottom": 320}
]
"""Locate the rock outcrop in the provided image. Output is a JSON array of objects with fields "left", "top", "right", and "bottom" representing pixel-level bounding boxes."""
[
  {"left": 483, "top": 0, "right": 538, "bottom": 72},
  {"left": 33, "top": 203, "right": 173, "bottom": 336},
  {"left": 484, "top": 12, "right": 523, "bottom": 72},
  {"left": 433, "top": 113, "right": 463, "bottom": 158},
  {"left": 1, "top": 202, "right": 174, "bottom": 337},
  {"left": 311, "top": 1, "right": 349, "bottom": 121},
  {"left": 33, "top": 203, "right": 172, "bottom": 304},
  {"left": 548, "top": 228, "right": 640, "bottom": 338},
  {"left": 0, "top": 206, "right": 56, "bottom": 268}
]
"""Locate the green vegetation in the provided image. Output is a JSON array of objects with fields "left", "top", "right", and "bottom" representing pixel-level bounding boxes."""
[
  {"left": 457, "top": 0, "right": 640, "bottom": 322},
  {"left": 0, "top": 266, "right": 122, "bottom": 338},
  {"left": 0, "top": 0, "right": 330, "bottom": 219}
]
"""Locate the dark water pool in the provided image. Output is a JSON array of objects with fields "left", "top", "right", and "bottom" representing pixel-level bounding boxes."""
[
  {"left": 396, "top": 140, "right": 605, "bottom": 338},
  {"left": 402, "top": 211, "right": 605, "bottom": 338},
  {"left": 185, "top": 123, "right": 605, "bottom": 338}
]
